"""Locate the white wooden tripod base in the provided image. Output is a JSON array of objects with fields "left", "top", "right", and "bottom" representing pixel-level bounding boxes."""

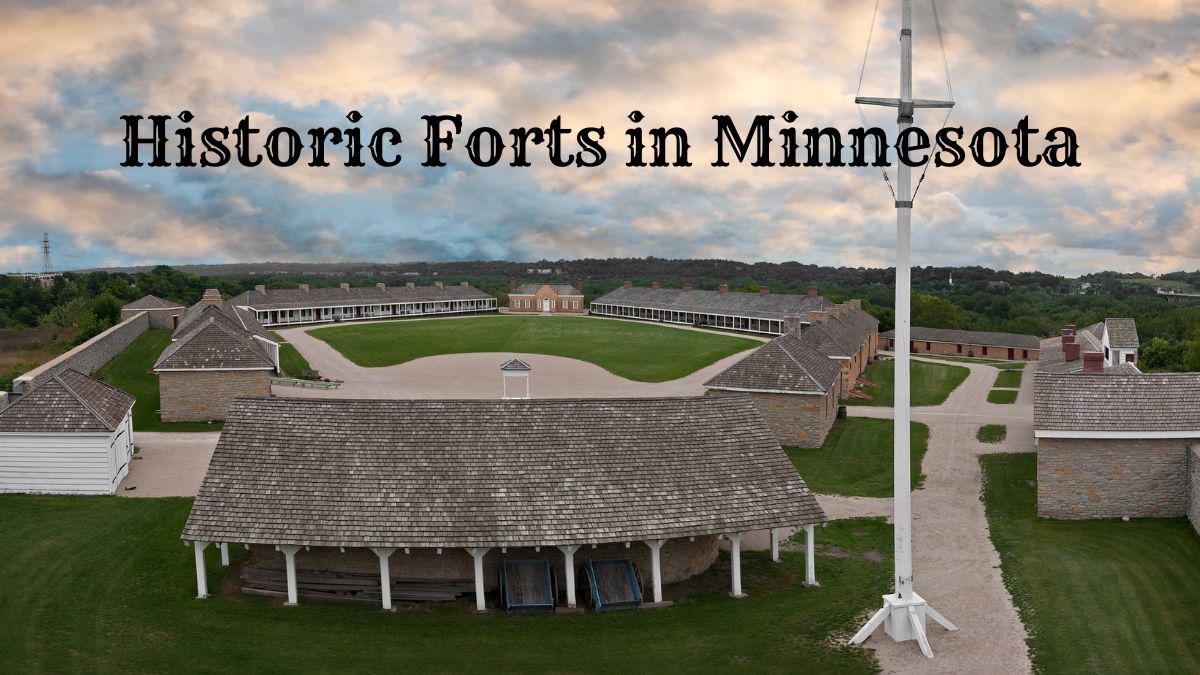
[{"left": 849, "top": 592, "right": 957, "bottom": 658}]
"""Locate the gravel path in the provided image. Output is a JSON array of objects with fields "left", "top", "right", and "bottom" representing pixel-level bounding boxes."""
[
  {"left": 846, "top": 357, "right": 1033, "bottom": 674},
  {"left": 117, "top": 432, "right": 220, "bottom": 497}
]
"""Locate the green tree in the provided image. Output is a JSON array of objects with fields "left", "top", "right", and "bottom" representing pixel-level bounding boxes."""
[{"left": 912, "top": 293, "right": 970, "bottom": 329}]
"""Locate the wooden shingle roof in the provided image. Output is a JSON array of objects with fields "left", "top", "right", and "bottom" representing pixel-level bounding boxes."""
[
  {"left": 704, "top": 334, "right": 841, "bottom": 394},
  {"left": 1033, "top": 372, "right": 1200, "bottom": 433},
  {"left": 591, "top": 286, "right": 833, "bottom": 322},
  {"left": 155, "top": 317, "right": 275, "bottom": 371},
  {"left": 511, "top": 283, "right": 582, "bottom": 296},
  {"left": 122, "top": 294, "right": 183, "bottom": 311},
  {"left": 1104, "top": 318, "right": 1139, "bottom": 349},
  {"left": 181, "top": 396, "right": 826, "bottom": 548},
  {"left": 500, "top": 358, "right": 532, "bottom": 371},
  {"left": 229, "top": 284, "right": 493, "bottom": 311},
  {"left": 0, "top": 369, "right": 133, "bottom": 433},
  {"left": 881, "top": 327, "right": 1040, "bottom": 351}
]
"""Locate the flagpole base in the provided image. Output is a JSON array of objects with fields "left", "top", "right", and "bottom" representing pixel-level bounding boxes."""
[{"left": 848, "top": 592, "right": 956, "bottom": 658}]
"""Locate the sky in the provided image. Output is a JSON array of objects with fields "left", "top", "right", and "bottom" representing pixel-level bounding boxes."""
[{"left": 0, "top": 0, "right": 1197, "bottom": 276}]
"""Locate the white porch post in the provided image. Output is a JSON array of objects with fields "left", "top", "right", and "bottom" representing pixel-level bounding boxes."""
[
  {"left": 467, "top": 547, "right": 490, "bottom": 612},
  {"left": 769, "top": 528, "right": 781, "bottom": 563},
  {"left": 278, "top": 544, "right": 303, "bottom": 606},
  {"left": 219, "top": 542, "right": 230, "bottom": 567},
  {"left": 727, "top": 533, "right": 746, "bottom": 598},
  {"left": 371, "top": 547, "right": 397, "bottom": 610},
  {"left": 805, "top": 524, "right": 818, "bottom": 587},
  {"left": 193, "top": 540, "right": 210, "bottom": 599},
  {"left": 645, "top": 539, "right": 666, "bottom": 603},
  {"left": 557, "top": 544, "right": 581, "bottom": 608}
]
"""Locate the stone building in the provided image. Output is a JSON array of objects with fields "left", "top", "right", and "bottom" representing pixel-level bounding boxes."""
[
  {"left": 229, "top": 282, "right": 496, "bottom": 328},
  {"left": 153, "top": 290, "right": 279, "bottom": 423},
  {"left": 506, "top": 280, "right": 585, "bottom": 314},
  {"left": 880, "top": 327, "right": 1040, "bottom": 361},
  {"left": 121, "top": 294, "right": 184, "bottom": 329},
  {"left": 704, "top": 319, "right": 842, "bottom": 447},
  {"left": 182, "top": 395, "right": 827, "bottom": 610},
  {"left": 799, "top": 300, "right": 879, "bottom": 394}
]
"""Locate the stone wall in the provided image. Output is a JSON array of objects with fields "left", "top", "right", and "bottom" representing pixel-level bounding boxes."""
[
  {"left": 121, "top": 306, "right": 181, "bottom": 330},
  {"left": 11, "top": 311, "right": 150, "bottom": 394},
  {"left": 881, "top": 337, "right": 1039, "bottom": 361},
  {"left": 708, "top": 389, "right": 836, "bottom": 448},
  {"left": 1037, "top": 437, "right": 1193, "bottom": 519},
  {"left": 248, "top": 535, "right": 719, "bottom": 593},
  {"left": 159, "top": 369, "right": 271, "bottom": 422},
  {"left": 1189, "top": 444, "right": 1200, "bottom": 536}
]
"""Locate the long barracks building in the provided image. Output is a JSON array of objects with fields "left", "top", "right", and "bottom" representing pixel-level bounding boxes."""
[{"left": 230, "top": 282, "right": 497, "bottom": 328}]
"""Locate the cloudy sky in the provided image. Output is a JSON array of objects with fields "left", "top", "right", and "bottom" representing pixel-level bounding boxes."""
[{"left": 0, "top": 0, "right": 1196, "bottom": 276}]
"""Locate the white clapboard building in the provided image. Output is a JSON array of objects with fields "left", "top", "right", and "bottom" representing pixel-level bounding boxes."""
[{"left": 0, "top": 369, "right": 135, "bottom": 495}]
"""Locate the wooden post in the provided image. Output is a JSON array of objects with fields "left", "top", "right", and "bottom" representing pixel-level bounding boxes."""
[
  {"left": 371, "top": 547, "right": 397, "bottom": 610},
  {"left": 278, "top": 544, "right": 303, "bottom": 606},
  {"left": 219, "top": 542, "right": 230, "bottom": 567},
  {"left": 645, "top": 539, "right": 666, "bottom": 603},
  {"left": 805, "top": 524, "right": 818, "bottom": 586},
  {"left": 769, "top": 528, "right": 781, "bottom": 563},
  {"left": 727, "top": 533, "right": 746, "bottom": 598},
  {"left": 466, "top": 547, "right": 490, "bottom": 612},
  {"left": 557, "top": 544, "right": 581, "bottom": 608},
  {"left": 193, "top": 540, "right": 209, "bottom": 599}
]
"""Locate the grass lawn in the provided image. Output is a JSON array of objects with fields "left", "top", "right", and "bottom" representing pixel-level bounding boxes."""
[
  {"left": 310, "top": 316, "right": 760, "bottom": 383},
  {"left": 786, "top": 417, "right": 929, "bottom": 497},
  {"left": 271, "top": 331, "right": 313, "bottom": 378},
  {"left": 93, "top": 329, "right": 222, "bottom": 433},
  {"left": 980, "top": 453, "right": 1200, "bottom": 673},
  {"left": 0, "top": 495, "right": 891, "bottom": 673},
  {"left": 976, "top": 424, "right": 1007, "bottom": 444},
  {"left": 993, "top": 370, "right": 1022, "bottom": 388},
  {"left": 987, "top": 390, "right": 1018, "bottom": 404},
  {"left": 843, "top": 358, "right": 969, "bottom": 407}
]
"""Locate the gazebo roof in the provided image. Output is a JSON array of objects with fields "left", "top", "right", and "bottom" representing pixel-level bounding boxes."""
[
  {"left": 182, "top": 396, "right": 826, "bottom": 548},
  {"left": 499, "top": 358, "right": 532, "bottom": 371}
]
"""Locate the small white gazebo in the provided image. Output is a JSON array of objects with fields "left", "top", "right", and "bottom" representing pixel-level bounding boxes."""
[{"left": 500, "top": 358, "right": 531, "bottom": 399}]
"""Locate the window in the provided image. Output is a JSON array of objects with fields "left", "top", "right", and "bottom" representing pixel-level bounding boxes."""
[
  {"left": 956, "top": 344, "right": 962, "bottom": 354},
  {"left": 982, "top": 346, "right": 988, "bottom": 356},
  {"left": 925, "top": 342, "right": 931, "bottom": 350},
  {"left": 524, "top": 299, "right": 531, "bottom": 309},
  {"left": 573, "top": 300, "right": 579, "bottom": 309},
  {"left": 1125, "top": 353, "right": 1135, "bottom": 363}
]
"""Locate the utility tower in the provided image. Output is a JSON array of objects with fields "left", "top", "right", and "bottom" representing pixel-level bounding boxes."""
[
  {"left": 42, "top": 233, "right": 52, "bottom": 274},
  {"left": 849, "top": 0, "right": 957, "bottom": 659}
]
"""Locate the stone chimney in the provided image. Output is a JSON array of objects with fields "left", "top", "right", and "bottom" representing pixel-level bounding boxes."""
[
  {"left": 435, "top": 281, "right": 444, "bottom": 289},
  {"left": 376, "top": 282, "right": 386, "bottom": 290},
  {"left": 807, "top": 286, "right": 819, "bottom": 298},
  {"left": 509, "top": 277, "right": 517, "bottom": 292},
  {"left": 461, "top": 281, "right": 469, "bottom": 287},
  {"left": 1064, "top": 341, "right": 1080, "bottom": 362},
  {"left": 299, "top": 283, "right": 309, "bottom": 293},
  {"left": 254, "top": 284, "right": 266, "bottom": 294},
  {"left": 846, "top": 299, "right": 861, "bottom": 309},
  {"left": 810, "top": 310, "right": 827, "bottom": 325},
  {"left": 718, "top": 284, "right": 729, "bottom": 293},
  {"left": 623, "top": 280, "right": 632, "bottom": 289},
  {"left": 1083, "top": 351, "right": 1104, "bottom": 373},
  {"left": 340, "top": 283, "right": 350, "bottom": 290},
  {"left": 760, "top": 287, "right": 771, "bottom": 294},
  {"left": 683, "top": 283, "right": 693, "bottom": 291},
  {"left": 406, "top": 282, "right": 415, "bottom": 289},
  {"left": 651, "top": 281, "right": 660, "bottom": 289},
  {"left": 200, "top": 289, "right": 223, "bottom": 308},
  {"left": 784, "top": 315, "right": 802, "bottom": 337}
]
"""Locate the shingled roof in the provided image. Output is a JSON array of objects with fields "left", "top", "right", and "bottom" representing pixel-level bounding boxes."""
[
  {"left": 181, "top": 396, "right": 826, "bottom": 548},
  {"left": 881, "top": 327, "right": 1040, "bottom": 351},
  {"left": 590, "top": 286, "right": 833, "bottom": 322},
  {"left": 122, "top": 294, "right": 183, "bottom": 311},
  {"left": 704, "top": 334, "right": 842, "bottom": 394},
  {"left": 500, "top": 358, "right": 532, "bottom": 371},
  {"left": 511, "top": 283, "right": 582, "bottom": 296},
  {"left": 229, "top": 283, "right": 494, "bottom": 311},
  {"left": 155, "top": 317, "right": 275, "bottom": 371},
  {"left": 174, "top": 300, "right": 272, "bottom": 342},
  {"left": 0, "top": 369, "right": 133, "bottom": 433},
  {"left": 1033, "top": 372, "right": 1200, "bottom": 433},
  {"left": 1104, "top": 318, "right": 1139, "bottom": 349}
]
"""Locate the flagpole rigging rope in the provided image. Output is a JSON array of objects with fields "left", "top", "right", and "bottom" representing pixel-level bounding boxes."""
[
  {"left": 912, "top": 0, "right": 954, "bottom": 203},
  {"left": 855, "top": 0, "right": 896, "bottom": 199}
]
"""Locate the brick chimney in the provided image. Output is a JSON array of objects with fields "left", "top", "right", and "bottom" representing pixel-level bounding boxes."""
[
  {"left": 1061, "top": 332, "right": 1075, "bottom": 347},
  {"left": 299, "top": 283, "right": 309, "bottom": 293},
  {"left": 623, "top": 280, "right": 632, "bottom": 289},
  {"left": 200, "top": 289, "right": 223, "bottom": 308},
  {"left": 1064, "top": 341, "right": 1080, "bottom": 362},
  {"left": 683, "top": 283, "right": 693, "bottom": 291},
  {"left": 718, "top": 284, "right": 729, "bottom": 293},
  {"left": 340, "top": 283, "right": 350, "bottom": 290},
  {"left": 760, "top": 287, "right": 771, "bottom": 294},
  {"left": 784, "top": 315, "right": 801, "bottom": 337},
  {"left": 651, "top": 281, "right": 660, "bottom": 289},
  {"left": 1067, "top": 324, "right": 1077, "bottom": 335},
  {"left": 376, "top": 282, "right": 386, "bottom": 290},
  {"left": 1083, "top": 351, "right": 1104, "bottom": 373},
  {"left": 435, "top": 281, "right": 444, "bottom": 289},
  {"left": 807, "top": 286, "right": 819, "bottom": 297},
  {"left": 509, "top": 277, "right": 517, "bottom": 292},
  {"left": 254, "top": 284, "right": 266, "bottom": 294}
]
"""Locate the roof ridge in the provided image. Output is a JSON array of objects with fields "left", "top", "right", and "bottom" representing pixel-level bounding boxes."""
[{"left": 52, "top": 372, "right": 117, "bottom": 432}]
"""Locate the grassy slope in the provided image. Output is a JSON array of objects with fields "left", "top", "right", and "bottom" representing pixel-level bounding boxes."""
[
  {"left": 0, "top": 495, "right": 889, "bottom": 673},
  {"left": 93, "top": 329, "right": 221, "bottom": 432},
  {"left": 980, "top": 453, "right": 1200, "bottom": 673},
  {"left": 987, "top": 390, "right": 1018, "bottom": 404},
  {"left": 787, "top": 418, "right": 929, "bottom": 497},
  {"left": 976, "top": 424, "right": 1007, "bottom": 444},
  {"left": 844, "top": 358, "right": 969, "bottom": 407},
  {"left": 310, "top": 316, "right": 760, "bottom": 383},
  {"left": 993, "top": 370, "right": 1022, "bottom": 388},
  {"left": 270, "top": 331, "right": 312, "bottom": 378}
]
